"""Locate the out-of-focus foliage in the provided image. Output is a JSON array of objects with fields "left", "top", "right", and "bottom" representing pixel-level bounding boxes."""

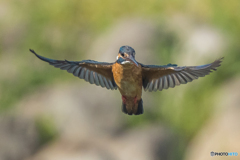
[
  {"left": 35, "top": 116, "right": 58, "bottom": 146},
  {"left": 1, "top": 0, "right": 240, "bottom": 156}
]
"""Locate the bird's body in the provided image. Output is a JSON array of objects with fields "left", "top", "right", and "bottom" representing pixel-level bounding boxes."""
[
  {"left": 112, "top": 62, "right": 142, "bottom": 114},
  {"left": 30, "top": 46, "right": 223, "bottom": 115}
]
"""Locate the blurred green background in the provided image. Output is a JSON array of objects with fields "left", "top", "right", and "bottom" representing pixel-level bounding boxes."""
[{"left": 0, "top": 0, "right": 240, "bottom": 160}]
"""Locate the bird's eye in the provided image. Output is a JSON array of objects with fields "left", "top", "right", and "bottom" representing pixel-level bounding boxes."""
[{"left": 121, "top": 53, "right": 124, "bottom": 57}]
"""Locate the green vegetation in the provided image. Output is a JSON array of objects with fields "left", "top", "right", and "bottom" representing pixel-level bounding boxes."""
[{"left": 35, "top": 116, "right": 58, "bottom": 146}]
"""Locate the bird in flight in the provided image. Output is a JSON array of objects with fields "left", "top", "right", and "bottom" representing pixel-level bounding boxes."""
[{"left": 30, "top": 46, "right": 223, "bottom": 115}]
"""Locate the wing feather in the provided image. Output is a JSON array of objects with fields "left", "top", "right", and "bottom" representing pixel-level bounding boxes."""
[
  {"left": 158, "top": 78, "right": 163, "bottom": 91},
  {"left": 30, "top": 49, "right": 117, "bottom": 90},
  {"left": 141, "top": 58, "right": 223, "bottom": 92}
]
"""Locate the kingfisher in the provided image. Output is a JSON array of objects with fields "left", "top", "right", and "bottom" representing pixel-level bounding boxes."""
[{"left": 30, "top": 46, "right": 223, "bottom": 115}]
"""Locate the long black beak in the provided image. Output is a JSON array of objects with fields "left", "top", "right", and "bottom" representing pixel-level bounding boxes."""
[{"left": 127, "top": 55, "right": 138, "bottom": 66}]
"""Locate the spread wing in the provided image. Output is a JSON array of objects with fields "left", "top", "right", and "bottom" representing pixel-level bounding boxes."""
[
  {"left": 141, "top": 58, "right": 223, "bottom": 92},
  {"left": 30, "top": 49, "right": 117, "bottom": 90}
]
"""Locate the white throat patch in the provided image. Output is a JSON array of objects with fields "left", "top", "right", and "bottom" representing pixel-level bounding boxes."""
[{"left": 121, "top": 61, "right": 131, "bottom": 65}]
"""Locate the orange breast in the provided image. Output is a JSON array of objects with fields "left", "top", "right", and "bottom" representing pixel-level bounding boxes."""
[{"left": 112, "top": 63, "right": 142, "bottom": 99}]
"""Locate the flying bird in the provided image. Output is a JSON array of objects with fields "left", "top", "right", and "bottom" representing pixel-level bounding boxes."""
[{"left": 30, "top": 46, "right": 223, "bottom": 115}]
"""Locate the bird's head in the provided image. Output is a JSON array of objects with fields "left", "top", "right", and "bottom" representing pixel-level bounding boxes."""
[{"left": 116, "top": 46, "right": 138, "bottom": 66}]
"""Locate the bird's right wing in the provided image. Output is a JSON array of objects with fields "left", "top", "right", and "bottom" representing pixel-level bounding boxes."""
[
  {"left": 141, "top": 58, "right": 223, "bottom": 92},
  {"left": 30, "top": 49, "right": 117, "bottom": 90}
]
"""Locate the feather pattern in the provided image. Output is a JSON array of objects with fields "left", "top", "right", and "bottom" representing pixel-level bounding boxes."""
[
  {"left": 172, "top": 74, "right": 180, "bottom": 86},
  {"left": 89, "top": 71, "right": 94, "bottom": 84},
  {"left": 168, "top": 75, "right": 174, "bottom": 88},
  {"left": 30, "top": 49, "right": 117, "bottom": 90},
  {"left": 141, "top": 57, "right": 223, "bottom": 92},
  {"left": 153, "top": 79, "right": 159, "bottom": 91},
  {"left": 94, "top": 73, "right": 100, "bottom": 86},
  {"left": 148, "top": 80, "right": 154, "bottom": 92},
  {"left": 163, "top": 76, "right": 169, "bottom": 89},
  {"left": 79, "top": 68, "right": 86, "bottom": 79},
  {"left": 98, "top": 74, "right": 105, "bottom": 87},
  {"left": 84, "top": 70, "right": 90, "bottom": 82},
  {"left": 103, "top": 77, "right": 110, "bottom": 89},
  {"left": 158, "top": 78, "right": 163, "bottom": 91}
]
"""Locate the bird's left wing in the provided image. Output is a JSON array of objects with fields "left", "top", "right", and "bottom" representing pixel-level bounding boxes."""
[
  {"left": 141, "top": 58, "right": 223, "bottom": 92},
  {"left": 30, "top": 49, "right": 117, "bottom": 90}
]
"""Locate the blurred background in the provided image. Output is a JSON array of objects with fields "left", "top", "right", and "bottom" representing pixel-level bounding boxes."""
[{"left": 0, "top": 0, "right": 240, "bottom": 160}]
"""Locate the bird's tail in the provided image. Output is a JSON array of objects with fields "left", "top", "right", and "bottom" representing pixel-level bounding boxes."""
[{"left": 122, "top": 99, "right": 143, "bottom": 115}]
